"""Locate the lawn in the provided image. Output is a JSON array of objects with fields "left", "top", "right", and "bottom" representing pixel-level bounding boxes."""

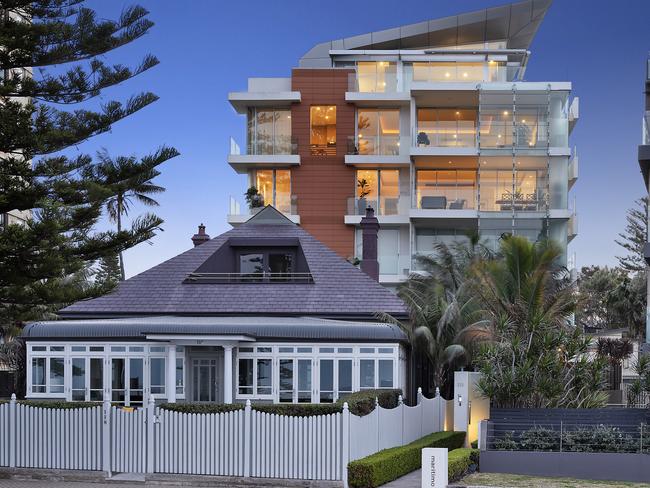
[{"left": 456, "top": 473, "right": 650, "bottom": 488}]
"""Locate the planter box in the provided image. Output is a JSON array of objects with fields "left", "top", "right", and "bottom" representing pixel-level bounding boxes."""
[{"left": 481, "top": 450, "right": 650, "bottom": 483}]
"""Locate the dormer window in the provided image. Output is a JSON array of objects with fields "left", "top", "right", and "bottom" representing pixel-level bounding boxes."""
[{"left": 239, "top": 251, "right": 294, "bottom": 281}]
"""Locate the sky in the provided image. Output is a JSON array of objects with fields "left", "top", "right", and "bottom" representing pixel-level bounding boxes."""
[{"left": 77, "top": 0, "right": 650, "bottom": 278}]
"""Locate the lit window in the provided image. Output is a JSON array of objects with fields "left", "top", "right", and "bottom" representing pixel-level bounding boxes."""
[{"left": 310, "top": 106, "right": 336, "bottom": 154}]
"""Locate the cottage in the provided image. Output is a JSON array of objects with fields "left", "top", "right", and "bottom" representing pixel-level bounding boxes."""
[{"left": 22, "top": 207, "right": 411, "bottom": 406}]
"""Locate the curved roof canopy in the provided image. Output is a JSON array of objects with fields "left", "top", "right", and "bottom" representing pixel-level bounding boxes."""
[{"left": 299, "top": 0, "right": 552, "bottom": 67}]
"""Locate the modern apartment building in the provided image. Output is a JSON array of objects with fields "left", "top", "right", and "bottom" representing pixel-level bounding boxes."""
[{"left": 227, "top": 0, "right": 579, "bottom": 286}]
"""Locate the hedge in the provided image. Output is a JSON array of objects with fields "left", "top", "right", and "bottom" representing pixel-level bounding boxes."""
[
  {"left": 448, "top": 448, "right": 479, "bottom": 482},
  {"left": 159, "top": 389, "right": 401, "bottom": 417},
  {"left": 347, "top": 431, "right": 466, "bottom": 488},
  {"left": 17, "top": 400, "right": 101, "bottom": 409}
]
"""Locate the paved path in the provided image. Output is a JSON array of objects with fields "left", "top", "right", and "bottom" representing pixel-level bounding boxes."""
[{"left": 382, "top": 469, "right": 421, "bottom": 488}]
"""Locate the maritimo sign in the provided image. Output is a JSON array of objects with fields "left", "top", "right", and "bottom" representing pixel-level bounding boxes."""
[{"left": 421, "top": 448, "right": 448, "bottom": 488}]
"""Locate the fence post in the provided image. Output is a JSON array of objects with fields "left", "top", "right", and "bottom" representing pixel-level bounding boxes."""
[
  {"left": 559, "top": 421, "right": 563, "bottom": 452},
  {"left": 398, "top": 394, "right": 404, "bottom": 446},
  {"left": 8, "top": 394, "right": 16, "bottom": 468},
  {"left": 375, "top": 397, "right": 380, "bottom": 451},
  {"left": 146, "top": 396, "right": 155, "bottom": 473},
  {"left": 244, "top": 400, "right": 251, "bottom": 477},
  {"left": 640, "top": 423, "right": 644, "bottom": 454},
  {"left": 417, "top": 387, "right": 423, "bottom": 405},
  {"left": 341, "top": 402, "right": 350, "bottom": 488},
  {"left": 102, "top": 398, "right": 111, "bottom": 476}
]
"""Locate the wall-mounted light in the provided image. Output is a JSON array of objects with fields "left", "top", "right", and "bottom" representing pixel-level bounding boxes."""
[{"left": 457, "top": 394, "right": 463, "bottom": 407}]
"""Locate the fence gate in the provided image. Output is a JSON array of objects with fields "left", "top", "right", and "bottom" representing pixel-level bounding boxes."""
[{"left": 111, "top": 406, "right": 146, "bottom": 473}]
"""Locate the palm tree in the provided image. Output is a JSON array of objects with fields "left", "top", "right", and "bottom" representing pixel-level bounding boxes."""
[
  {"left": 379, "top": 235, "right": 489, "bottom": 397},
  {"left": 95, "top": 149, "right": 166, "bottom": 280},
  {"left": 596, "top": 337, "right": 634, "bottom": 391}
]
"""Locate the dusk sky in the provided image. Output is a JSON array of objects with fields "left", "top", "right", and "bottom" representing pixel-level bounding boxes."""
[{"left": 81, "top": 0, "right": 650, "bottom": 278}]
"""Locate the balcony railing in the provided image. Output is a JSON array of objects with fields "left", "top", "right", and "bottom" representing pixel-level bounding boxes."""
[
  {"left": 347, "top": 72, "right": 398, "bottom": 93},
  {"left": 478, "top": 190, "right": 548, "bottom": 212},
  {"left": 413, "top": 190, "right": 477, "bottom": 210},
  {"left": 346, "top": 135, "right": 407, "bottom": 156},
  {"left": 185, "top": 272, "right": 314, "bottom": 284},
  {"left": 347, "top": 196, "right": 406, "bottom": 216},
  {"left": 414, "top": 126, "right": 477, "bottom": 148},
  {"left": 644, "top": 112, "right": 650, "bottom": 145},
  {"left": 310, "top": 143, "right": 336, "bottom": 156},
  {"left": 242, "top": 136, "right": 299, "bottom": 156},
  {"left": 229, "top": 195, "right": 298, "bottom": 216},
  {"left": 479, "top": 123, "right": 549, "bottom": 149}
]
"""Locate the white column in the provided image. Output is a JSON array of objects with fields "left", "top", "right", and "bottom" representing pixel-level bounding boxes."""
[
  {"left": 223, "top": 345, "right": 234, "bottom": 404},
  {"left": 166, "top": 345, "right": 177, "bottom": 403}
]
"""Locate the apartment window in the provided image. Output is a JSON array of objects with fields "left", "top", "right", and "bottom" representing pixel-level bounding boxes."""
[
  {"left": 355, "top": 109, "right": 400, "bottom": 155},
  {"left": 356, "top": 228, "right": 400, "bottom": 275},
  {"left": 255, "top": 169, "right": 291, "bottom": 212},
  {"left": 355, "top": 169, "right": 399, "bottom": 216},
  {"left": 478, "top": 158, "right": 548, "bottom": 212},
  {"left": 416, "top": 109, "right": 476, "bottom": 147},
  {"left": 310, "top": 106, "right": 336, "bottom": 155},
  {"left": 356, "top": 61, "right": 397, "bottom": 92},
  {"left": 416, "top": 169, "right": 476, "bottom": 210},
  {"left": 247, "top": 108, "right": 292, "bottom": 155}
]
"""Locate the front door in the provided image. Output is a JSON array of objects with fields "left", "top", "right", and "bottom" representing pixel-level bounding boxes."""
[
  {"left": 192, "top": 358, "right": 219, "bottom": 402},
  {"left": 70, "top": 357, "right": 104, "bottom": 402}
]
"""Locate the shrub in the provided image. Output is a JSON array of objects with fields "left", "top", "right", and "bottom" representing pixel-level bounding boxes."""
[
  {"left": 337, "top": 389, "right": 402, "bottom": 417},
  {"left": 18, "top": 400, "right": 101, "bottom": 409},
  {"left": 347, "top": 431, "right": 466, "bottom": 488},
  {"left": 519, "top": 426, "right": 560, "bottom": 451},
  {"left": 492, "top": 431, "right": 518, "bottom": 451},
  {"left": 252, "top": 404, "right": 341, "bottom": 417},
  {"left": 563, "top": 425, "right": 637, "bottom": 453},
  {"left": 448, "top": 448, "right": 479, "bottom": 482},
  {"left": 159, "top": 403, "right": 244, "bottom": 414}
]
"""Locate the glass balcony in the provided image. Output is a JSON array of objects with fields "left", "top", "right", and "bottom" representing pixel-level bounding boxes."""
[
  {"left": 414, "top": 170, "right": 477, "bottom": 210},
  {"left": 644, "top": 112, "right": 650, "bottom": 145},
  {"left": 243, "top": 136, "right": 298, "bottom": 156},
  {"left": 229, "top": 194, "right": 298, "bottom": 216},
  {"left": 346, "top": 135, "right": 407, "bottom": 156},
  {"left": 479, "top": 122, "right": 549, "bottom": 149},
  {"left": 414, "top": 109, "right": 477, "bottom": 148},
  {"left": 346, "top": 196, "right": 406, "bottom": 216},
  {"left": 408, "top": 61, "right": 520, "bottom": 84},
  {"left": 348, "top": 62, "right": 398, "bottom": 92}
]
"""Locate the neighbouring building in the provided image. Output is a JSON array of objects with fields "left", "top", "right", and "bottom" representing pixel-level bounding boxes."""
[
  {"left": 21, "top": 207, "right": 416, "bottom": 406},
  {"left": 640, "top": 55, "right": 650, "bottom": 344},
  {"left": 226, "top": 0, "right": 579, "bottom": 287}
]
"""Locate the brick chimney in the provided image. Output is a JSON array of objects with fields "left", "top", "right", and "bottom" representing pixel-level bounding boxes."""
[
  {"left": 360, "top": 206, "right": 380, "bottom": 281},
  {"left": 191, "top": 223, "right": 210, "bottom": 247}
]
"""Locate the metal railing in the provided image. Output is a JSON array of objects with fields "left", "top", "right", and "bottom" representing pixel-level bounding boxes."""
[
  {"left": 241, "top": 136, "right": 299, "bottom": 156},
  {"left": 184, "top": 272, "right": 314, "bottom": 284},
  {"left": 486, "top": 420, "right": 649, "bottom": 454},
  {"left": 310, "top": 143, "right": 336, "bottom": 156}
]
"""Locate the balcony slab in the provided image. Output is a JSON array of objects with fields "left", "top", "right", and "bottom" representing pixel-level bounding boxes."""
[{"left": 227, "top": 154, "right": 300, "bottom": 174}]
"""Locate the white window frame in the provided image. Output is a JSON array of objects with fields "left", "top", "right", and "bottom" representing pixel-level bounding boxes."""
[{"left": 26, "top": 342, "right": 187, "bottom": 404}]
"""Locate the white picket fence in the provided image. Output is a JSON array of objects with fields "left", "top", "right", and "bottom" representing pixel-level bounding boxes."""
[{"left": 0, "top": 390, "right": 449, "bottom": 485}]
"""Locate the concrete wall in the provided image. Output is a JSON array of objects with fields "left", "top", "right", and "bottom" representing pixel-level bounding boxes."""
[{"left": 481, "top": 451, "right": 650, "bottom": 484}]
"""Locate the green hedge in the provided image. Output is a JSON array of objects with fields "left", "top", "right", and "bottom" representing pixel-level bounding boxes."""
[
  {"left": 18, "top": 400, "right": 101, "bottom": 409},
  {"left": 448, "top": 448, "right": 479, "bottom": 482},
  {"left": 347, "top": 431, "right": 466, "bottom": 488},
  {"left": 159, "top": 389, "right": 401, "bottom": 417},
  {"left": 337, "top": 389, "right": 401, "bottom": 417}
]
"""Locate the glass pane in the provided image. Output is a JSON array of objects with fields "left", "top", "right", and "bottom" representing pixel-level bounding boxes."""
[
  {"left": 256, "top": 110, "right": 274, "bottom": 155},
  {"left": 150, "top": 358, "right": 165, "bottom": 394},
  {"left": 320, "top": 360, "right": 334, "bottom": 403},
  {"left": 274, "top": 110, "right": 292, "bottom": 154},
  {"left": 31, "top": 357, "right": 46, "bottom": 393},
  {"left": 379, "top": 170, "right": 399, "bottom": 216},
  {"left": 378, "top": 360, "right": 394, "bottom": 388},
  {"left": 358, "top": 110, "right": 378, "bottom": 154},
  {"left": 176, "top": 358, "right": 184, "bottom": 395},
  {"left": 357, "top": 169, "right": 379, "bottom": 213},
  {"left": 72, "top": 358, "right": 85, "bottom": 399},
  {"left": 338, "top": 359, "right": 352, "bottom": 394},
  {"left": 90, "top": 358, "right": 103, "bottom": 401},
  {"left": 279, "top": 359, "right": 294, "bottom": 403},
  {"left": 360, "top": 359, "right": 375, "bottom": 389},
  {"left": 298, "top": 359, "right": 312, "bottom": 403},
  {"left": 269, "top": 253, "right": 293, "bottom": 276},
  {"left": 112, "top": 358, "right": 125, "bottom": 390},
  {"left": 49, "top": 358, "right": 65, "bottom": 394},
  {"left": 257, "top": 359, "right": 272, "bottom": 395},
  {"left": 199, "top": 366, "right": 210, "bottom": 402},
  {"left": 310, "top": 106, "right": 336, "bottom": 148},
  {"left": 240, "top": 253, "right": 264, "bottom": 278},
  {"left": 275, "top": 169, "right": 291, "bottom": 212},
  {"left": 255, "top": 170, "right": 273, "bottom": 207},
  {"left": 129, "top": 358, "right": 144, "bottom": 406},
  {"left": 238, "top": 358, "right": 253, "bottom": 395}
]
